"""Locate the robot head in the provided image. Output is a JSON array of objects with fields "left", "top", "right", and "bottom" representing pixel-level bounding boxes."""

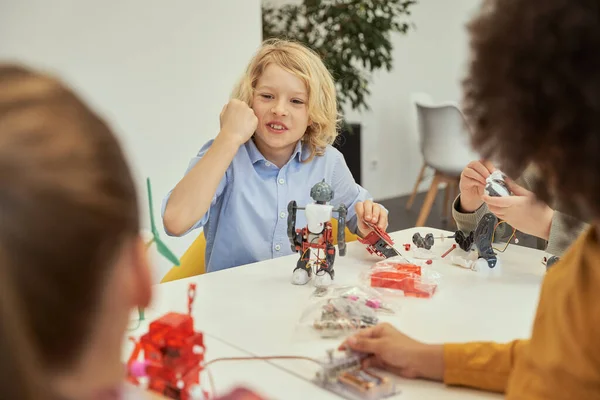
[{"left": 310, "top": 180, "right": 334, "bottom": 203}]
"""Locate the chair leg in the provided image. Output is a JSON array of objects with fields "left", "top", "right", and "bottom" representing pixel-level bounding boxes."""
[
  {"left": 415, "top": 173, "right": 441, "bottom": 227},
  {"left": 406, "top": 163, "right": 427, "bottom": 210},
  {"left": 442, "top": 183, "right": 451, "bottom": 221}
]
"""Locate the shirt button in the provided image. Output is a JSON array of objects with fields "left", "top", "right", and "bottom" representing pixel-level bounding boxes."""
[
  {"left": 278, "top": 178, "right": 285, "bottom": 185},
  {"left": 275, "top": 244, "right": 281, "bottom": 251},
  {"left": 265, "top": 161, "right": 271, "bottom": 167},
  {"left": 280, "top": 211, "right": 286, "bottom": 219}
]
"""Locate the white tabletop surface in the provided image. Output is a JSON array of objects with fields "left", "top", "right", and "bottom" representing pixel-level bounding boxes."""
[
  {"left": 135, "top": 227, "right": 547, "bottom": 399},
  {"left": 124, "top": 305, "right": 343, "bottom": 399}
]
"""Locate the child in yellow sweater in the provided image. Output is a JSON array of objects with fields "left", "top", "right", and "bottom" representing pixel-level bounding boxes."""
[{"left": 341, "top": 0, "right": 600, "bottom": 398}]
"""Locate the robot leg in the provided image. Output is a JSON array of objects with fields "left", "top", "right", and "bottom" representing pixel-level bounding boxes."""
[
  {"left": 316, "top": 244, "right": 336, "bottom": 281},
  {"left": 474, "top": 213, "right": 498, "bottom": 268},
  {"left": 292, "top": 248, "right": 312, "bottom": 285}
]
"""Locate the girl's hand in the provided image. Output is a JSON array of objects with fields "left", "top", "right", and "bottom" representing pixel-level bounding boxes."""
[
  {"left": 339, "top": 323, "right": 444, "bottom": 381},
  {"left": 355, "top": 200, "right": 388, "bottom": 236},
  {"left": 482, "top": 178, "right": 554, "bottom": 240},
  {"left": 459, "top": 160, "right": 496, "bottom": 212},
  {"left": 218, "top": 99, "right": 258, "bottom": 147}
]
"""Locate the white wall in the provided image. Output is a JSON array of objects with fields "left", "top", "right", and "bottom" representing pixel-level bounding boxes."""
[
  {"left": 0, "top": 0, "right": 262, "bottom": 281},
  {"left": 264, "top": 0, "right": 482, "bottom": 200},
  {"left": 352, "top": 0, "right": 482, "bottom": 200}
]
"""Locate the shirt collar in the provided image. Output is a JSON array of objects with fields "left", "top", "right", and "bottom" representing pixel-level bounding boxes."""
[{"left": 246, "top": 138, "right": 307, "bottom": 165}]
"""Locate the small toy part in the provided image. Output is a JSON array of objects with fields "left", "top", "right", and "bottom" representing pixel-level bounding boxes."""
[
  {"left": 314, "top": 349, "right": 400, "bottom": 400},
  {"left": 413, "top": 231, "right": 475, "bottom": 254},
  {"left": 358, "top": 222, "right": 400, "bottom": 258},
  {"left": 546, "top": 255, "right": 560, "bottom": 269},
  {"left": 370, "top": 267, "right": 437, "bottom": 298},
  {"left": 425, "top": 259, "right": 433, "bottom": 265},
  {"left": 126, "top": 283, "right": 207, "bottom": 400},
  {"left": 313, "top": 297, "right": 379, "bottom": 338},
  {"left": 474, "top": 213, "right": 498, "bottom": 268},
  {"left": 441, "top": 244, "right": 457, "bottom": 258},
  {"left": 453, "top": 230, "right": 474, "bottom": 252},
  {"left": 412, "top": 232, "right": 434, "bottom": 250},
  {"left": 403, "top": 243, "right": 411, "bottom": 251},
  {"left": 343, "top": 295, "right": 394, "bottom": 314},
  {"left": 484, "top": 170, "right": 512, "bottom": 197},
  {"left": 288, "top": 180, "right": 347, "bottom": 286},
  {"left": 451, "top": 254, "right": 478, "bottom": 271}
]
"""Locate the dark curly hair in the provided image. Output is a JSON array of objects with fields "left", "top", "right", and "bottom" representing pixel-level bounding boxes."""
[{"left": 463, "top": 0, "right": 600, "bottom": 221}]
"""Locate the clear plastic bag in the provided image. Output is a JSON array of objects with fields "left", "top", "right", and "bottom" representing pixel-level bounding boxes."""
[
  {"left": 298, "top": 285, "right": 398, "bottom": 339},
  {"left": 361, "top": 257, "right": 442, "bottom": 299}
]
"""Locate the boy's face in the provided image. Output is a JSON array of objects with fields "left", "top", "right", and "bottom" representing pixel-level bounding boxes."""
[{"left": 251, "top": 64, "right": 311, "bottom": 165}]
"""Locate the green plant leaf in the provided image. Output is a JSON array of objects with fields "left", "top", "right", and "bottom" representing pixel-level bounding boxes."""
[{"left": 262, "top": 0, "right": 417, "bottom": 114}]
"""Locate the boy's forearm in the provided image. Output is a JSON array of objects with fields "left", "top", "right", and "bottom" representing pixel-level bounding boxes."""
[{"left": 163, "top": 133, "right": 239, "bottom": 235}]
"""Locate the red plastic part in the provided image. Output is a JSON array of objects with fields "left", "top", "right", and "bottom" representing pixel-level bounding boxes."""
[
  {"left": 358, "top": 226, "right": 397, "bottom": 258},
  {"left": 369, "top": 264, "right": 437, "bottom": 298},
  {"left": 127, "top": 284, "right": 207, "bottom": 400}
]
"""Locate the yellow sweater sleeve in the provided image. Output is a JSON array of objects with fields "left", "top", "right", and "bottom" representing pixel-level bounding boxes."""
[
  {"left": 443, "top": 340, "right": 528, "bottom": 393},
  {"left": 442, "top": 227, "right": 600, "bottom": 398}
]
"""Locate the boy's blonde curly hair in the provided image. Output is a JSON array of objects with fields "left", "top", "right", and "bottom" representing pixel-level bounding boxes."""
[{"left": 231, "top": 38, "right": 340, "bottom": 162}]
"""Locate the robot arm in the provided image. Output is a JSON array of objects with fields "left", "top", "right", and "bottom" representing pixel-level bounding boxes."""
[
  {"left": 334, "top": 204, "right": 347, "bottom": 256},
  {"left": 287, "top": 200, "right": 303, "bottom": 252}
]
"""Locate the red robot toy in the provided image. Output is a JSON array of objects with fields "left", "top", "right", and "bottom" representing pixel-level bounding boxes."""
[
  {"left": 127, "top": 284, "right": 207, "bottom": 400},
  {"left": 288, "top": 180, "right": 347, "bottom": 287}
]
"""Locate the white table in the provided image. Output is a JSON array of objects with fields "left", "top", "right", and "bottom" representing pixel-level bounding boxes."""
[
  {"left": 124, "top": 304, "right": 342, "bottom": 399},
  {"left": 138, "top": 227, "right": 547, "bottom": 399}
]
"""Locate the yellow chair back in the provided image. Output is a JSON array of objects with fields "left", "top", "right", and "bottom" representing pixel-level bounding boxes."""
[
  {"left": 160, "top": 232, "right": 206, "bottom": 283},
  {"left": 332, "top": 219, "right": 359, "bottom": 245},
  {"left": 159, "top": 218, "right": 359, "bottom": 283}
]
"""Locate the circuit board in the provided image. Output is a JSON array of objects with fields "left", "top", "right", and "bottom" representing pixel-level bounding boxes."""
[{"left": 314, "top": 349, "right": 401, "bottom": 400}]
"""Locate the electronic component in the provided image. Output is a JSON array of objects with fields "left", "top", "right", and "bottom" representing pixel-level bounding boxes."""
[
  {"left": 313, "top": 297, "right": 379, "bottom": 338},
  {"left": 314, "top": 349, "right": 400, "bottom": 400}
]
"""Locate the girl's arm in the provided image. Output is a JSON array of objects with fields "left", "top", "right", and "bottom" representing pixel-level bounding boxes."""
[{"left": 162, "top": 100, "right": 257, "bottom": 236}]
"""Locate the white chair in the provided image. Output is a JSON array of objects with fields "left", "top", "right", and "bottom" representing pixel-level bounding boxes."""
[{"left": 407, "top": 95, "right": 480, "bottom": 226}]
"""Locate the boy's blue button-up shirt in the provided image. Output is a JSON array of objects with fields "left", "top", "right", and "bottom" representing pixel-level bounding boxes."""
[{"left": 162, "top": 139, "right": 373, "bottom": 273}]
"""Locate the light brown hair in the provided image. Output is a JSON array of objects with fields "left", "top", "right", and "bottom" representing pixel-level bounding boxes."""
[
  {"left": 0, "top": 65, "right": 139, "bottom": 397},
  {"left": 231, "top": 38, "right": 340, "bottom": 162}
]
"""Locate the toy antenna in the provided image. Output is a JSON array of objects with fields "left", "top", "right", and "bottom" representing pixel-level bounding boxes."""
[
  {"left": 147, "top": 177, "right": 158, "bottom": 237},
  {"left": 146, "top": 177, "right": 180, "bottom": 267}
]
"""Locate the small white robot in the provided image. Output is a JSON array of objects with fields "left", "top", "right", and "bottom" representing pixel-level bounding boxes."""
[{"left": 287, "top": 180, "right": 347, "bottom": 286}]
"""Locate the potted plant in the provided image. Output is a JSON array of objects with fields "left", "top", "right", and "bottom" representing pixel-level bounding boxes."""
[{"left": 262, "top": 0, "right": 417, "bottom": 184}]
